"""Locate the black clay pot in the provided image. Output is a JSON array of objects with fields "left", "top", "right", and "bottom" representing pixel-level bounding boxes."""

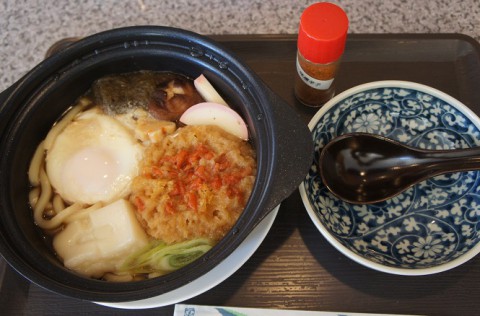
[{"left": 0, "top": 26, "right": 313, "bottom": 302}]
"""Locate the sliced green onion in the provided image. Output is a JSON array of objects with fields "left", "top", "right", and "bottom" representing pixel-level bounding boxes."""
[{"left": 120, "top": 238, "right": 213, "bottom": 275}]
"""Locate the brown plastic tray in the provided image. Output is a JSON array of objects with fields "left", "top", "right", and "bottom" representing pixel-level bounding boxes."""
[{"left": 2, "top": 34, "right": 480, "bottom": 315}]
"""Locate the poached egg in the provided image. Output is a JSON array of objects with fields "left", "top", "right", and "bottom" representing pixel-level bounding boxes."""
[{"left": 46, "top": 109, "right": 143, "bottom": 204}]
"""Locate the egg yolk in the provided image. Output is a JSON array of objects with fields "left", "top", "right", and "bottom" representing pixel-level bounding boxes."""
[{"left": 62, "top": 146, "right": 129, "bottom": 201}]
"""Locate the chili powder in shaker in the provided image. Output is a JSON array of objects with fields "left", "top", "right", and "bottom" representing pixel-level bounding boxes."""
[{"left": 294, "top": 2, "right": 349, "bottom": 107}]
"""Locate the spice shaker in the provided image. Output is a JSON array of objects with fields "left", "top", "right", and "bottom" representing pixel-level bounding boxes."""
[{"left": 294, "top": 2, "right": 349, "bottom": 107}]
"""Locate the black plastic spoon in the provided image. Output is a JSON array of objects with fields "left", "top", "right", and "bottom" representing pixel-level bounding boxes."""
[{"left": 319, "top": 133, "right": 480, "bottom": 204}]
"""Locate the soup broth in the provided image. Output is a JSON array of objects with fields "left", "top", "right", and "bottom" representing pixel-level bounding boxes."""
[{"left": 28, "top": 71, "right": 256, "bottom": 281}]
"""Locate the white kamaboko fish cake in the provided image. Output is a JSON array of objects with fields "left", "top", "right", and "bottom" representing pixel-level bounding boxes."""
[{"left": 46, "top": 109, "right": 143, "bottom": 204}]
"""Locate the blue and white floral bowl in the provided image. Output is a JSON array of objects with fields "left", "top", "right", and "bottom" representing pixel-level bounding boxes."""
[{"left": 299, "top": 81, "right": 480, "bottom": 275}]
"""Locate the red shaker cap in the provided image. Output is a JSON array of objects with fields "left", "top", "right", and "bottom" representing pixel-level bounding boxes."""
[{"left": 298, "top": 2, "right": 349, "bottom": 64}]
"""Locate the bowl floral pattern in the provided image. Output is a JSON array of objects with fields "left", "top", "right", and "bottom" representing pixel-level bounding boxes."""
[{"left": 300, "top": 81, "right": 480, "bottom": 274}]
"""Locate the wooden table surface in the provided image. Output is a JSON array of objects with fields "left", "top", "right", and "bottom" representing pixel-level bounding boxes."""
[{"left": 1, "top": 34, "right": 480, "bottom": 316}]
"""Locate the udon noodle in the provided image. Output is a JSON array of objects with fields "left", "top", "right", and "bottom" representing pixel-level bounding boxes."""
[{"left": 29, "top": 98, "right": 94, "bottom": 231}]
